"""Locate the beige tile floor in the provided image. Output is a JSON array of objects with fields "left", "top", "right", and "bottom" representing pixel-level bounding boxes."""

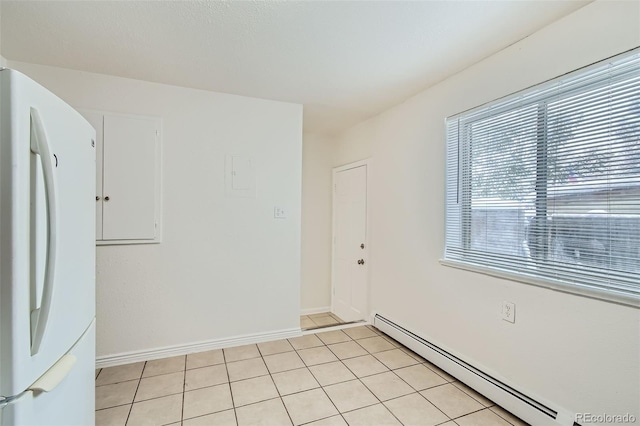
[
  {"left": 95, "top": 325, "right": 529, "bottom": 426},
  {"left": 300, "top": 312, "right": 348, "bottom": 330}
]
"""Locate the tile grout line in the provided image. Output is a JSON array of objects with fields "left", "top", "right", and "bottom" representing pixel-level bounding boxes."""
[
  {"left": 224, "top": 342, "right": 361, "bottom": 423},
  {"left": 489, "top": 406, "right": 526, "bottom": 426},
  {"left": 96, "top": 330, "right": 403, "bottom": 415},
  {"left": 341, "top": 358, "right": 407, "bottom": 425},
  {"left": 97, "top": 367, "right": 196, "bottom": 408},
  {"left": 452, "top": 406, "right": 519, "bottom": 426},
  {"left": 180, "top": 356, "right": 186, "bottom": 424},
  {"left": 376, "top": 334, "right": 503, "bottom": 424},
  {"left": 95, "top": 365, "right": 220, "bottom": 388},
  {"left": 364, "top": 333, "right": 456, "bottom": 425},
  {"left": 124, "top": 390, "right": 186, "bottom": 405},
  {"left": 451, "top": 381, "right": 496, "bottom": 408},
  {"left": 95, "top": 402, "right": 132, "bottom": 412},
  {"left": 227, "top": 341, "right": 356, "bottom": 421},
  {"left": 289, "top": 330, "right": 355, "bottom": 424},
  {"left": 99, "top": 332, "right": 358, "bottom": 420},
  {"left": 304, "top": 327, "right": 401, "bottom": 424},
  {"left": 308, "top": 333, "right": 350, "bottom": 424},
  {"left": 314, "top": 365, "right": 349, "bottom": 426},
  {"left": 451, "top": 406, "right": 495, "bottom": 421},
  {"left": 325, "top": 327, "right": 449, "bottom": 426},
  {"left": 111, "top": 361, "right": 449, "bottom": 421},
  {"left": 362, "top": 333, "right": 455, "bottom": 424},
  {"left": 256, "top": 344, "right": 297, "bottom": 426},
  {"left": 220, "top": 348, "right": 239, "bottom": 426},
  {"left": 96, "top": 326, "right": 526, "bottom": 426},
  {"left": 125, "top": 361, "right": 145, "bottom": 425}
]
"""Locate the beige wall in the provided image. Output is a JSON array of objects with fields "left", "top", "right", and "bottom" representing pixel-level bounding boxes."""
[
  {"left": 9, "top": 61, "right": 303, "bottom": 359},
  {"left": 334, "top": 0, "right": 639, "bottom": 420},
  {"left": 300, "top": 133, "right": 334, "bottom": 311}
]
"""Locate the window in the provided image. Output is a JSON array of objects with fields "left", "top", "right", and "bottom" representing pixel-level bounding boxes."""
[{"left": 444, "top": 50, "right": 640, "bottom": 306}]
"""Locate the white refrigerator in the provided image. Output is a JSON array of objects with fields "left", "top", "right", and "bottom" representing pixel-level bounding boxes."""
[{"left": 0, "top": 69, "right": 96, "bottom": 425}]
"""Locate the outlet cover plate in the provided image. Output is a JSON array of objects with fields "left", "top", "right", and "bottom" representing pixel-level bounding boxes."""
[{"left": 502, "top": 301, "right": 515, "bottom": 323}]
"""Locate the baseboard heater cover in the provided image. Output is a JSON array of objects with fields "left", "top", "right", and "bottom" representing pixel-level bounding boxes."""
[{"left": 373, "top": 314, "right": 570, "bottom": 426}]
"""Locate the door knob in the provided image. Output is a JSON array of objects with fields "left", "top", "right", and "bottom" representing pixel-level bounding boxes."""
[
  {"left": 104, "top": 196, "right": 110, "bottom": 201},
  {"left": 96, "top": 196, "right": 101, "bottom": 201}
]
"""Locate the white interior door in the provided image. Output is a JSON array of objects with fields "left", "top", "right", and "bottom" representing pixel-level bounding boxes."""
[{"left": 332, "top": 163, "right": 368, "bottom": 322}]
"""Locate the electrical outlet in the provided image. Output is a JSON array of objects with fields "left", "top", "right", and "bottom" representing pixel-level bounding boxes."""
[{"left": 502, "top": 301, "right": 516, "bottom": 323}]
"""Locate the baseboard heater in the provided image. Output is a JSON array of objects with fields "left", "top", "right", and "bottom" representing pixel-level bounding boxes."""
[{"left": 373, "top": 314, "right": 570, "bottom": 426}]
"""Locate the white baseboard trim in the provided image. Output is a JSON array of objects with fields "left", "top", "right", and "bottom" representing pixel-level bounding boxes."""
[
  {"left": 300, "top": 306, "right": 332, "bottom": 316},
  {"left": 96, "top": 327, "right": 302, "bottom": 369}
]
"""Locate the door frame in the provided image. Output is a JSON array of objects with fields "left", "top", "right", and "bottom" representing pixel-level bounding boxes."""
[{"left": 331, "top": 158, "right": 372, "bottom": 321}]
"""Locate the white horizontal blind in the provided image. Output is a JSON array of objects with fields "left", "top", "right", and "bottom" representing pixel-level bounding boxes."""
[{"left": 445, "top": 50, "right": 640, "bottom": 305}]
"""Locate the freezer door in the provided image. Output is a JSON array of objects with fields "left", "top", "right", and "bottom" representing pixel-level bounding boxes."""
[
  {"left": 0, "top": 69, "right": 96, "bottom": 396},
  {"left": 1, "top": 321, "right": 96, "bottom": 426}
]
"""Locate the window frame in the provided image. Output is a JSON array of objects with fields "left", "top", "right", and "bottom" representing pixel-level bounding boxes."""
[{"left": 442, "top": 49, "right": 640, "bottom": 307}]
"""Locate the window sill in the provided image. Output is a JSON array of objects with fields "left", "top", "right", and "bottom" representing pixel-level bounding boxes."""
[{"left": 439, "top": 258, "right": 639, "bottom": 309}]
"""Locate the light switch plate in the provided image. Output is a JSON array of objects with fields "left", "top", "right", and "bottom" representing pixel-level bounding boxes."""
[{"left": 274, "top": 206, "right": 287, "bottom": 219}]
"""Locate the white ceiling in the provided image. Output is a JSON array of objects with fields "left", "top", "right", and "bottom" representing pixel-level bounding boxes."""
[{"left": 1, "top": 1, "right": 589, "bottom": 135}]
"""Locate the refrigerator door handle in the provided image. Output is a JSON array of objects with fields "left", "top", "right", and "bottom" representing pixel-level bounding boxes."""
[
  {"left": 1, "top": 355, "right": 77, "bottom": 407},
  {"left": 0, "top": 355, "right": 77, "bottom": 413},
  {"left": 29, "top": 107, "right": 58, "bottom": 356},
  {"left": 29, "top": 354, "right": 77, "bottom": 393}
]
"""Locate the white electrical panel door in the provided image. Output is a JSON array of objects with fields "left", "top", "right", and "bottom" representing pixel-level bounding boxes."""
[
  {"left": 78, "top": 110, "right": 105, "bottom": 240},
  {"left": 225, "top": 154, "right": 256, "bottom": 198},
  {"left": 102, "top": 115, "right": 159, "bottom": 241},
  {"left": 232, "top": 156, "right": 254, "bottom": 190}
]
